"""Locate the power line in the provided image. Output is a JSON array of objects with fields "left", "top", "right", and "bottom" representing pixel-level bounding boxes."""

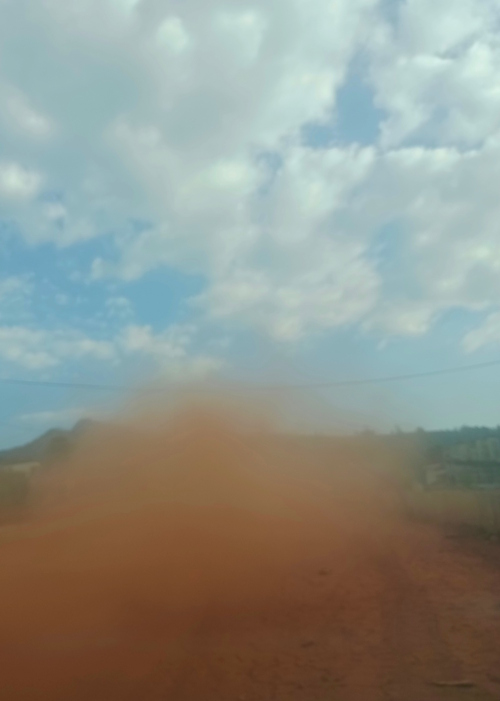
[
  {"left": 260, "top": 358, "right": 500, "bottom": 391},
  {"left": 0, "top": 358, "right": 500, "bottom": 393}
]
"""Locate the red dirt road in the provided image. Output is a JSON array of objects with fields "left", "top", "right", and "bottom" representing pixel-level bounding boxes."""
[{"left": 1, "top": 426, "right": 500, "bottom": 701}]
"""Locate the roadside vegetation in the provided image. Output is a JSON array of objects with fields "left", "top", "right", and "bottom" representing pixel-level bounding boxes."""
[{"left": 0, "top": 470, "right": 30, "bottom": 509}]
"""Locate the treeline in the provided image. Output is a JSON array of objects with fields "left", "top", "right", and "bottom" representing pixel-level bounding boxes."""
[
  {"left": 357, "top": 426, "right": 500, "bottom": 457},
  {"left": 415, "top": 426, "right": 500, "bottom": 455}
]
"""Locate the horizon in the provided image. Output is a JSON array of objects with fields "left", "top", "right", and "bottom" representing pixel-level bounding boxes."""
[{"left": 4, "top": 414, "right": 500, "bottom": 455}]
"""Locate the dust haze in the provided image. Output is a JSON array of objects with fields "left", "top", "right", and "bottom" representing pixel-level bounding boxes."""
[
  {"left": 23, "top": 389, "right": 405, "bottom": 612},
  {"left": 0, "top": 389, "right": 460, "bottom": 701}
]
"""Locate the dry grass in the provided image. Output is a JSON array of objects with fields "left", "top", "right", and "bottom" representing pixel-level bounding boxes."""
[{"left": 407, "top": 488, "right": 500, "bottom": 533}]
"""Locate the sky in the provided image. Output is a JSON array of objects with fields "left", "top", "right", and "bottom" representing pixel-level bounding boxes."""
[{"left": 2, "top": 0, "right": 500, "bottom": 447}]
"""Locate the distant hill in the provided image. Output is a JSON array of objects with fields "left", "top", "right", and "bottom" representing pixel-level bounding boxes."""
[{"left": 0, "top": 419, "right": 98, "bottom": 468}]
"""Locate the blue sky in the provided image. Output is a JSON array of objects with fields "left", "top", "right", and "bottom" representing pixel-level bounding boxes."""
[{"left": 2, "top": 0, "right": 500, "bottom": 448}]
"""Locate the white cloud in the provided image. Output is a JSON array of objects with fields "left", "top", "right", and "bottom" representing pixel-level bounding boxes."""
[
  {"left": 157, "top": 16, "right": 191, "bottom": 55},
  {"left": 381, "top": 144, "right": 500, "bottom": 324},
  {"left": 199, "top": 247, "right": 379, "bottom": 341},
  {"left": 0, "top": 0, "right": 379, "bottom": 263},
  {"left": 109, "top": 136, "right": 381, "bottom": 338},
  {"left": 121, "top": 324, "right": 189, "bottom": 359},
  {"left": 0, "top": 320, "right": 222, "bottom": 381},
  {"left": 120, "top": 324, "right": 223, "bottom": 379},
  {"left": 0, "top": 327, "right": 116, "bottom": 370},
  {"left": 44, "top": 202, "right": 67, "bottom": 223},
  {"left": 105, "top": 296, "right": 134, "bottom": 320},
  {"left": 0, "top": 85, "right": 54, "bottom": 139},
  {"left": 463, "top": 312, "right": 500, "bottom": 353},
  {"left": 365, "top": 300, "right": 437, "bottom": 337},
  {"left": 2, "top": 0, "right": 500, "bottom": 349},
  {"left": 0, "top": 162, "right": 42, "bottom": 200},
  {"left": 369, "top": 0, "right": 500, "bottom": 148}
]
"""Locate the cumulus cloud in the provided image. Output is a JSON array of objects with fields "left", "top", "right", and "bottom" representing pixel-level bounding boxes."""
[
  {"left": 120, "top": 324, "right": 223, "bottom": 380},
  {"left": 369, "top": 0, "right": 500, "bottom": 148},
  {"left": 0, "top": 320, "right": 221, "bottom": 381},
  {"left": 0, "top": 327, "right": 116, "bottom": 370},
  {"left": 463, "top": 312, "right": 500, "bottom": 353},
  {"left": 198, "top": 245, "right": 379, "bottom": 342},
  {"left": 0, "top": 84, "right": 53, "bottom": 140},
  {"left": 0, "top": 162, "right": 42, "bottom": 200},
  {"left": 353, "top": 142, "right": 500, "bottom": 331},
  {"left": 105, "top": 296, "right": 135, "bottom": 321},
  {"left": 0, "top": 0, "right": 381, "bottom": 331},
  {"left": 2, "top": 0, "right": 500, "bottom": 349}
]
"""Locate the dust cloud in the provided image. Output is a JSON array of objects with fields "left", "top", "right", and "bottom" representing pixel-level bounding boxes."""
[
  {"left": 25, "top": 394, "right": 350, "bottom": 609},
  {"left": 0, "top": 389, "right": 410, "bottom": 700}
]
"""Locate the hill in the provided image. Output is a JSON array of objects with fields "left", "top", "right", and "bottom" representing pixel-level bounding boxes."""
[{"left": 0, "top": 419, "right": 97, "bottom": 468}]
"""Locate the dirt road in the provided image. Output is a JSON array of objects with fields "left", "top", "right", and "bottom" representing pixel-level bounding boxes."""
[{"left": 1, "top": 428, "right": 500, "bottom": 700}]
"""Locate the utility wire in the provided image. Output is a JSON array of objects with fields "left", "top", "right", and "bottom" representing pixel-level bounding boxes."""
[
  {"left": 0, "top": 358, "right": 500, "bottom": 393},
  {"left": 260, "top": 358, "right": 500, "bottom": 391}
]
